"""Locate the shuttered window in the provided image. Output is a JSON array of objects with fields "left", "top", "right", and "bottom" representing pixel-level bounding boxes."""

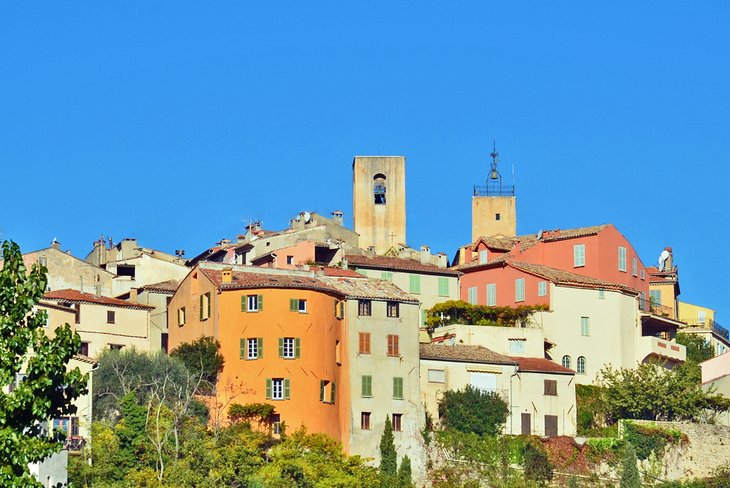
[
  {"left": 438, "top": 277, "right": 449, "bottom": 297},
  {"left": 392, "top": 377, "right": 404, "bottom": 400},
  {"left": 362, "top": 375, "right": 372, "bottom": 397}
]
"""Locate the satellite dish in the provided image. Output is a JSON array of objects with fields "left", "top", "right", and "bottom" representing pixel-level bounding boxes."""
[
  {"left": 537, "top": 229, "right": 543, "bottom": 240},
  {"left": 658, "top": 250, "right": 670, "bottom": 271},
  {"left": 303, "top": 211, "right": 312, "bottom": 223}
]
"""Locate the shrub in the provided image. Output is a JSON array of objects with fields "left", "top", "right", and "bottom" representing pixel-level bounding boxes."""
[
  {"left": 523, "top": 440, "right": 553, "bottom": 486},
  {"left": 438, "top": 385, "right": 509, "bottom": 436}
]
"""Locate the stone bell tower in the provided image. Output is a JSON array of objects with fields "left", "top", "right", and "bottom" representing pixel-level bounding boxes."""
[
  {"left": 353, "top": 156, "right": 406, "bottom": 254},
  {"left": 472, "top": 144, "right": 516, "bottom": 241}
]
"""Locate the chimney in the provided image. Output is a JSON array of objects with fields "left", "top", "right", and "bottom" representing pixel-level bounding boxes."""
[
  {"left": 332, "top": 210, "right": 344, "bottom": 226},
  {"left": 51, "top": 239, "right": 60, "bottom": 250},
  {"left": 420, "top": 245, "right": 431, "bottom": 264},
  {"left": 221, "top": 268, "right": 233, "bottom": 284},
  {"left": 366, "top": 246, "right": 376, "bottom": 256},
  {"left": 341, "top": 257, "right": 349, "bottom": 269},
  {"left": 664, "top": 247, "right": 673, "bottom": 270},
  {"left": 437, "top": 252, "right": 448, "bottom": 269},
  {"left": 129, "top": 288, "right": 138, "bottom": 302}
]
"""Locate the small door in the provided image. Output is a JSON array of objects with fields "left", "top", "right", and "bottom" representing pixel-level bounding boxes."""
[
  {"left": 545, "top": 415, "right": 558, "bottom": 437},
  {"left": 521, "top": 413, "right": 531, "bottom": 435}
]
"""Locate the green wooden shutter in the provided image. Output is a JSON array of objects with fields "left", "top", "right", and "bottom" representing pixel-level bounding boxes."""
[
  {"left": 320, "top": 380, "right": 325, "bottom": 402},
  {"left": 295, "top": 338, "right": 301, "bottom": 358},
  {"left": 242, "top": 295, "right": 247, "bottom": 312},
  {"left": 257, "top": 338, "right": 263, "bottom": 358},
  {"left": 393, "top": 377, "right": 403, "bottom": 399},
  {"left": 240, "top": 338, "right": 246, "bottom": 359},
  {"left": 362, "top": 375, "right": 372, "bottom": 397},
  {"left": 289, "top": 299, "right": 298, "bottom": 311},
  {"left": 265, "top": 379, "right": 272, "bottom": 399},
  {"left": 330, "top": 381, "right": 336, "bottom": 404},
  {"left": 278, "top": 338, "right": 284, "bottom": 358},
  {"left": 258, "top": 294, "right": 264, "bottom": 311},
  {"left": 284, "top": 379, "right": 290, "bottom": 399},
  {"left": 207, "top": 293, "right": 211, "bottom": 318},
  {"left": 199, "top": 295, "right": 204, "bottom": 320}
]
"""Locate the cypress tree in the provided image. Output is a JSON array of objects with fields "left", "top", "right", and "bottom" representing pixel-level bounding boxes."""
[
  {"left": 379, "top": 416, "right": 397, "bottom": 476},
  {"left": 620, "top": 444, "right": 642, "bottom": 488},
  {"left": 397, "top": 454, "right": 412, "bottom": 486}
]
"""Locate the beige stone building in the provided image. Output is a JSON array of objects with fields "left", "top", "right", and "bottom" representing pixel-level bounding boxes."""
[
  {"left": 471, "top": 146, "right": 516, "bottom": 240},
  {"left": 420, "top": 343, "right": 576, "bottom": 437},
  {"left": 353, "top": 156, "right": 406, "bottom": 255},
  {"left": 43, "top": 289, "right": 155, "bottom": 357},
  {"left": 701, "top": 352, "right": 730, "bottom": 426}
]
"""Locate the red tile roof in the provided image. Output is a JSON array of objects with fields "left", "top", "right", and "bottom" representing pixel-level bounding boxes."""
[
  {"left": 345, "top": 254, "right": 460, "bottom": 276},
  {"left": 508, "top": 261, "right": 640, "bottom": 294},
  {"left": 509, "top": 356, "right": 575, "bottom": 374},
  {"left": 316, "top": 267, "right": 365, "bottom": 278},
  {"left": 420, "top": 343, "right": 517, "bottom": 365},
  {"left": 44, "top": 289, "right": 154, "bottom": 310},
  {"left": 141, "top": 279, "right": 180, "bottom": 294}
]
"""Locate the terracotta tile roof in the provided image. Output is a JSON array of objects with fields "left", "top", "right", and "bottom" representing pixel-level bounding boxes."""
[
  {"left": 37, "top": 300, "right": 77, "bottom": 313},
  {"left": 471, "top": 236, "right": 515, "bottom": 252},
  {"left": 201, "top": 268, "right": 341, "bottom": 295},
  {"left": 315, "top": 267, "right": 365, "bottom": 278},
  {"left": 345, "top": 254, "right": 460, "bottom": 276},
  {"left": 536, "top": 224, "right": 610, "bottom": 242},
  {"left": 508, "top": 261, "right": 639, "bottom": 294},
  {"left": 419, "top": 343, "right": 517, "bottom": 365},
  {"left": 457, "top": 252, "right": 511, "bottom": 270},
  {"left": 320, "top": 276, "right": 419, "bottom": 303},
  {"left": 44, "top": 289, "right": 154, "bottom": 310},
  {"left": 509, "top": 356, "right": 575, "bottom": 374},
  {"left": 141, "top": 279, "right": 180, "bottom": 294},
  {"left": 72, "top": 354, "right": 98, "bottom": 365},
  {"left": 464, "top": 225, "right": 611, "bottom": 257}
]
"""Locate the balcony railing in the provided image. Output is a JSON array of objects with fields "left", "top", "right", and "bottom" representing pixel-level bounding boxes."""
[
  {"left": 65, "top": 436, "right": 86, "bottom": 452},
  {"left": 638, "top": 299, "right": 674, "bottom": 318},
  {"left": 473, "top": 185, "right": 515, "bottom": 197},
  {"left": 638, "top": 336, "right": 686, "bottom": 363},
  {"left": 712, "top": 321, "right": 729, "bottom": 340}
]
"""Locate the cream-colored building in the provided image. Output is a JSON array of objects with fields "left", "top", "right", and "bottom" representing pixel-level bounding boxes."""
[
  {"left": 344, "top": 252, "right": 460, "bottom": 328},
  {"left": 429, "top": 323, "right": 547, "bottom": 358},
  {"left": 701, "top": 352, "right": 730, "bottom": 426},
  {"left": 43, "top": 289, "right": 154, "bottom": 357},
  {"left": 128, "top": 280, "right": 179, "bottom": 353},
  {"left": 420, "top": 343, "right": 576, "bottom": 437},
  {"left": 353, "top": 156, "right": 407, "bottom": 255}
]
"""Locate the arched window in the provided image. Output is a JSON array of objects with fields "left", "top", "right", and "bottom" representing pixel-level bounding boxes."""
[
  {"left": 562, "top": 355, "right": 571, "bottom": 369},
  {"left": 373, "top": 174, "right": 387, "bottom": 205},
  {"left": 577, "top": 356, "right": 586, "bottom": 374}
]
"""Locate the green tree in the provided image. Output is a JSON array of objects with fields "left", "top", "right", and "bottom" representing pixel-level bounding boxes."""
[
  {"left": 598, "top": 363, "right": 726, "bottom": 422},
  {"left": 379, "top": 415, "right": 397, "bottom": 476},
  {"left": 438, "top": 385, "right": 509, "bottom": 436},
  {"left": 523, "top": 441, "right": 553, "bottom": 486},
  {"left": 0, "top": 240, "right": 87, "bottom": 487},
  {"left": 675, "top": 333, "right": 714, "bottom": 364},
  {"left": 398, "top": 455, "right": 413, "bottom": 487},
  {"left": 170, "top": 336, "right": 224, "bottom": 394},
  {"left": 619, "top": 444, "right": 641, "bottom": 488}
]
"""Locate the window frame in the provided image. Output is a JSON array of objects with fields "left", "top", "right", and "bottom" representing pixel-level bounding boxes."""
[
  {"left": 577, "top": 356, "right": 586, "bottom": 374},
  {"left": 486, "top": 283, "right": 496, "bottom": 306},
  {"left": 177, "top": 307, "right": 186, "bottom": 326},
  {"left": 468, "top": 286, "right": 478, "bottom": 305},
  {"left": 409, "top": 274, "right": 421, "bottom": 294},
  {"left": 573, "top": 244, "right": 586, "bottom": 267},
  {"left": 392, "top": 413, "right": 403, "bottom": 432},
  {"left": 358, "top": 299, "right": 372, "bottom": 316},
  {"left": 361, "top": 412, "right": 371, "bottom": 430},
  {"left": 580, "top": 316, "right": 590, "bottom": 336},
  {"left": 358, "top": 332, "right": 371, "bottom": 354},
  {"left": 561, "top": 355, "right": 571, "bottom": 369},
  {"left": 438, "top": 277, "right": 450, "bottom": 297},
  {"left": 386, "top": 301, "right": 399, "bottom": 318},
  {"left": 361, "top": 375, "right": 373, "bottom": 398},
  {"left": 107, "top": 310, "right": 115, "bottom": 324},
  {"left": 515, "top": 278, "right": 525, "bottom": 303},
  {"left": 537, "top": 281, "right": 547, "bottom": 297},
  {"left": 393, "top": 377, "right": 404, "bottom": 400},
  {"left": 544, "top": 379, "right": 558, "bottom": 396},
  {"left": 387, "top": 334, "right": 400, "bottom": 357},
  {"left": 618, "top": 246, "right": 627, "bottom": 272}
]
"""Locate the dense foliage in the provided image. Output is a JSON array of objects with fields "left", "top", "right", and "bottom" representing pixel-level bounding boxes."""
[
  {"left": 523, "top": 440, "right": 553, "bottom": 486},
  {"left": 438, "top": 385, "right": 509, "bottom": 436},
  {"left": 675, "top": 333, "right": 714, "bottom": 364},
  {"left": 0, "top": 240, "right": 87, "bottom": 487},
  {"left": 426, "top": 300, "right": 549, "bottom": 330},
  {"left": 619, "top": 444, "right": 641, "bottom": 488},
  {"left": 621, "top": 421, "right": 685, "bottom": 461},
  {"left": 169, "top": 336, "right": 224, "bottom": 394}
]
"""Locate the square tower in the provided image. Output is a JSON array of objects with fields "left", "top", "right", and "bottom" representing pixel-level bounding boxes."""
[
  {"left": 471, "top": 146, "right": 516, "bottom": 240},
  {"left": 353, "top": 156, "right": 406, "bottom": 254}
]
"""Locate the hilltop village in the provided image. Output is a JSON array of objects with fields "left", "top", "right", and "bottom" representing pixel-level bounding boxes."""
[{"left": 19, "top": 154, "right": 730, "bottom": 485}]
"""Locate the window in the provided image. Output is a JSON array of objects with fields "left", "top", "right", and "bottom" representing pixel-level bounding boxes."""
[
  {"left": 373, "top": 173, "right": 387, "bottom": 205},
  {"left": 538, "top": 281, "right": 547, "bottom": 297},
  {"left": 598, "top": 289, "right": 606, "bottom": 299},
  {"left": 409, "top": 275, "right": 421, "bottom": 294},
  {"left": 241, "top": 337, "right": 263, "bottom": 359},
  {"left": 272, "top": 414, "right": 281, "bottom": 435},
  {"left": 361, "top": 375, "right": 372, "bottom": 397},
  {"left": 78, "top": 342, "right": 90, "bottom": 356},
  {"left": 359, "top": 332, "right": 371, "bottom": 354},
  {"left": 266, "top": 378, "right": 290, "bottom": 400},
  {"left": 573, "top": 244, "right": 585, "bottom": 267},
  {"left": 479, "top": 250, "right": 488, "bottom": 264},
  {"left": 698, "top": 310, "right": 706, "bottom": 324},
  {"left": 320, "top": 380, "right": 336, "bottom": 404},
  {"left": 387, "top": 334, "right": 399, "bottom": 357},
  {"left": 107, "top": 311, "right": 115, "bottom": 324},
  {"left": 438, "top": 277, "right": 449, "bottom": 297},
  {"left": 38, "top": 256, "right": 48, "bottom": 267},
  {"left": 562, "top": 355, "right": 571, "bottom": 369},
  {"left": 289, "top": 298, "right": 307, "bottom": 313},
  {"left": 387, "top": 301, "right": 399, "bottom": 318},
  {"left": 177, "top": 307, "right": 186, "bottom": 326},
  {"left": 358, "top": 300, "right": 372, "bottom": 316},
  {"left": 640, "top": 269, "right": 645, "bottom": 280},
  {"left": 392, "top": 413, "right": 403, "bottom": 432},
  {"left": 515, "top": 278, "right": 525, "bottom": 302},
  {"left": 577, "top": 356, "right": 586, "bottom": 374},
  {"left": 286, "top": 255, "right": 294, "bottom": 265},
  {"left": 487, "top": 283, "right": 496, "bottom": 306},
  {"left": 109, "top": 344, "right": 124, "bottom": 351},
  {"left": 509, "top": 339, "right": 526, "bottom": 353},
  {"left": 632, "top": 258, "right": 638, "bottom": 276},
  {"left": 545, "top": 415, "right": 558, "bottom": 437},
  {"left": 334, "top": 300, "right": 344, "bottom": 319},
  {"left": 580, "top": 316, "right": 590, "bottom": 336},
  {"left": 618, "top": 246, "right": 627, "bottom": 272},
  {"left": 279, "top": 337, "right": 300, "bottom": 359},
  {"left": 428, "top": 369, "right": 445, "bottom": 383},
  {"left": 544, "top": 379, "right": 558, "bottom": 396},
  {"left": 649, "top": 290, "right": 661, "bottom": 305},
  {"left": 244, "top": 294, "right": 263, "bottom": 312},
  {"left": 361, "top": 412, "right": 371, "bottom": 430},
  {"left": 335, "top": 340, "right": 341, "bottom": 364},
  {"left": 468, "top": 287, "right": 478, "bottom": 305},
  {"left": 117, "top": 264, "right": 136, "bottom": 279},
  {"left": 495, "top": 213, "right": 501, "bottom": 221},
  {"left": 393, "top": 377, "right": 404, "bottom": 400},
  {"left": 200, "top": 292, "right": 211, "bottom": 320},
  {"left": 53, "top": 416, "right": 80, "bottom": 437},
  {"left": 381, "top": 271, "right": 393, "bottom": 281}
]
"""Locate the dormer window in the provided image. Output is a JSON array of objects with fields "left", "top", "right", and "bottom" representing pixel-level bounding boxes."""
[{"left": 373, "top": 174, "right": 387, "bottom": 205}]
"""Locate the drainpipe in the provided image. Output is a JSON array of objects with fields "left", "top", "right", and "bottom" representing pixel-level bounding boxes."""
[{"left": 509, "top": 365, "right": 519, "bottom": 435}]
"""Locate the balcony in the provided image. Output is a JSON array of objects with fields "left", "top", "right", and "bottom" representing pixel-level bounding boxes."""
[
  {"left": 638, "top": 298, "right": 674, "bottom": 318},
  {"left": 65, "top": 435, "right": 86, "bottom": 453},
  {"left": 473, "top": 184, "right": 515, "bottom": 197},
  {"left": 638, "top": 336, "right": 686, "bottom": 364}
]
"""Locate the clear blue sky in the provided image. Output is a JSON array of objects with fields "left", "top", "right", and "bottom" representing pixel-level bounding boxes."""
[{"left": 2, "top": 2, "right": 727, "bottom": 321}]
